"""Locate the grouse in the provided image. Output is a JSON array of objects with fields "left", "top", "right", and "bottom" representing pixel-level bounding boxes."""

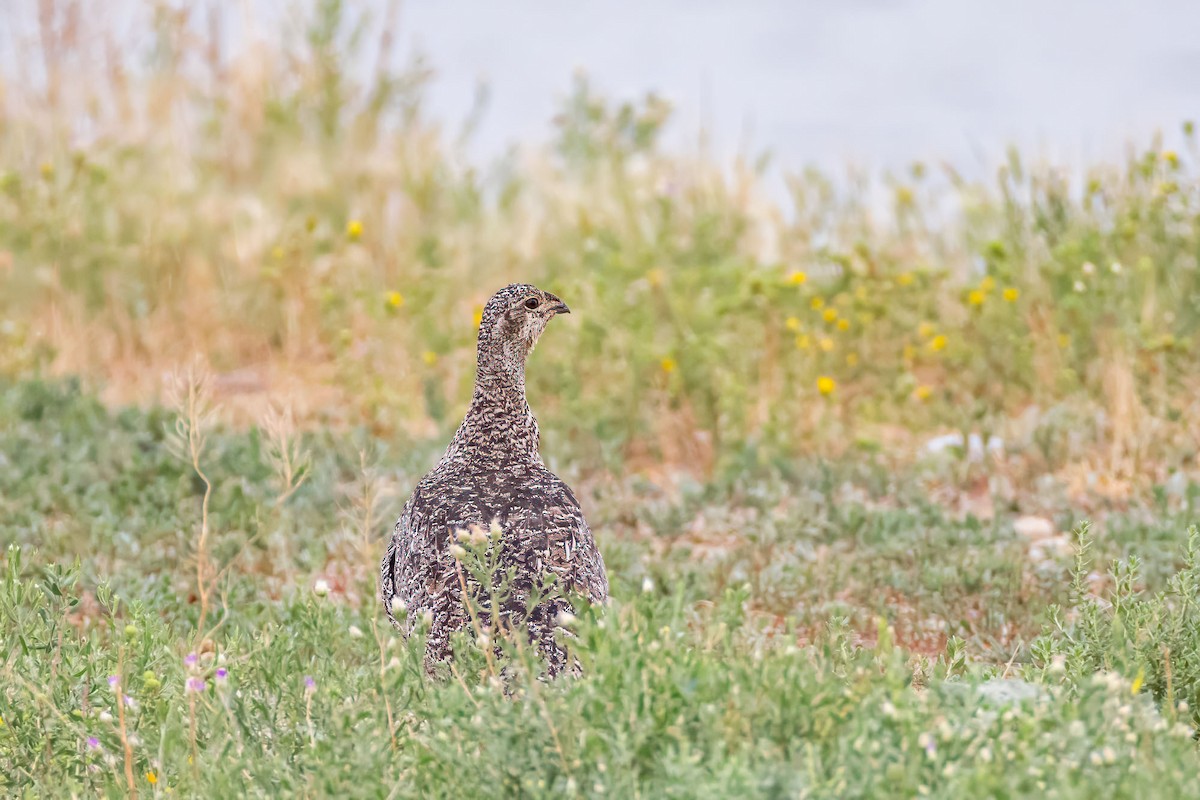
[{"left": 379, "top": 283, "right": 608, "bottom": 676}]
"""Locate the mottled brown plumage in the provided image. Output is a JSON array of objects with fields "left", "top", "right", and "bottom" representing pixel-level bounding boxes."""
[{"left": 380, "top": 283, "right": 608, "bottom": 675}]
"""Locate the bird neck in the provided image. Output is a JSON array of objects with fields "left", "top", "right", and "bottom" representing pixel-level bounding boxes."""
[{"left": 443, "top": 355, "right": 542, "bottom": 466}]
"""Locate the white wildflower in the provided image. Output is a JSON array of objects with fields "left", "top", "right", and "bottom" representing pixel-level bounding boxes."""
[
  {"left": 348, "top": 625, "right": 364, "bottom": 639},
  {"left": 313, "top": 579, "right": 330, "bottom": 597}
]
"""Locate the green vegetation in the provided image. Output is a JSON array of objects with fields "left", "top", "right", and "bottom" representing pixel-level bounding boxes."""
[
  {"left": 1, "top": 379, "right": 1199, "bottom": 798},
  {"left": 2, "top": 2, "right": 1200, "bottom": 796}
]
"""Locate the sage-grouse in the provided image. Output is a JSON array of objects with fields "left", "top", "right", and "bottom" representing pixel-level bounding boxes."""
[{"left": 380, "top": 283, "right": 608, "bottom": 676}]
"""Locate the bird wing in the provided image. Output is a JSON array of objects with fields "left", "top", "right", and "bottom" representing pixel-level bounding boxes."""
[
  {"left": 492, "top": 469, "right": 608, "bottom": 605},
  {"left": 381, "top": 473, "right": 470, "bottom": 632}
]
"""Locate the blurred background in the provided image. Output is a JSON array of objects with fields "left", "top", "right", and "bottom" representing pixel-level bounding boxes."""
[{"left": 2, "top": 0, "right": 1200, "bottom": 492}]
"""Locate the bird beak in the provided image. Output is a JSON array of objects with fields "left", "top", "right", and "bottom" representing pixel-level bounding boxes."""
[{"left": 546, "top": 294, "right": 570, "bottom": 315}]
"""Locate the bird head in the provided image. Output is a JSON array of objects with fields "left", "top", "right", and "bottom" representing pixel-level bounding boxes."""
[{"left": 476, "top": 283, "right": 571, "bottom": 379}]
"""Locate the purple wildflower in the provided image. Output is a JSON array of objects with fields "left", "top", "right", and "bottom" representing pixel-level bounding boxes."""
[
  {"left": 215, "top": 668, "right": 228, "bottom": 681},
  {"left": 184, "top": 653, "right": 198, "bottom": 668},
  {"left": 107, "top": 675, "right": 119, "bottom": 688},
  {"left": 87, "top": 736, "right": 101, "bottom": 750},
  {"left": 186, "top": 677, "right": 207, "bottom": 693},
  {"left": 304, "top": 675, "right": 316, "bottom": 691}
]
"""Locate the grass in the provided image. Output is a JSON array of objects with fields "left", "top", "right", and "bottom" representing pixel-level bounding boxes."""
[
  {"left": 2, "top": 378, "right": 1199, "bottom": 798},
  {"left": 3, "top": 1, "right": 1200, "bottom": 796}
]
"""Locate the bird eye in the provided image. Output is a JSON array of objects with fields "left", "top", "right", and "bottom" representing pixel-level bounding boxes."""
[{"left": 524, "top": 297, "right": 540, "bottom": 310}]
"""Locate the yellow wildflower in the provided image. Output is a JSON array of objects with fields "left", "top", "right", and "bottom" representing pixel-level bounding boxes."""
[
  {"left": 788, "top": 271, "right": 808, "bottom": 285},
  {"left": 421, "top": 351, "right": 438, "bottom": 365},
  {"left": 929, "top": 334, "right": 948, "bottom": 352},
  {"left": 915, "top": 385, "right": 933, "bottom": 400},
  {"left": 1163, "top": 150, "right": 1180, "bottom": 168},
  {"left": 819, "top": 337, "right": 835, "bottom": 352},
  {"left": 39, "top": 161, "right": 54, "bottom": 179},
  {"left": 1131, "top": 667, "right": 1145, "bottom": 695},
  {"left": 1002, "top": 287, "right": 1020, "bottom": 302},
  {"left": 660, "top": 357, "right": 677, "bottom": 374},
  {"left": 967, "top": 290, "right": 985, "bottom": 306},
  {"left": 785, "top": 316, "right": 801, "bottom": 331},
  {"left": 810, "top": 297, "right": 825, "bottom": 310},
  {"left": 822, "top": 308, "right": 838, "bottom": 323},
  {"left": 845, "top": 352, "right": 859, "bottom": 366},
  {"left": 472, "top": 305, "right": 484, "bottom": 327},
  {"left": 346, "top": 219, "right": 364, "bottom": 240},
  {"left": 917, "top": 321, "right": 935, "bottom": 339},
  {"left": 146, "top": 772, "right": 158, "bottom": 785},
  {"left": 1057, "top": 334, "right": 1070, "bottom": 349},
  {"left": 795, "top": 334, "right": 811, "bottom": 350},
  {"left": 386, "top": 291, "right": 404, "bottom": 309},
  {"left": 897, "top": 272, "right": 915, "bottom": 287},
  {"left": 816, "top": 376, "right": 836, "bottom": 395},
  {"left": 271, "top": 246, "right": 285, "bottom": 260},
  {"left": 980, "top": 276, "right": 996, "bottom": 292},
  {"left": 647, "top": 268, "right": 665, "bottom": 287},
  {"left": 836, "top": 318, "right": 850, "bottom": 331}
]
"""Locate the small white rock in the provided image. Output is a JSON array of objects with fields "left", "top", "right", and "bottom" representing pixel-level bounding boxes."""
[{"left": 1014, "top": 516, "right": 1056, "bottom": 541}]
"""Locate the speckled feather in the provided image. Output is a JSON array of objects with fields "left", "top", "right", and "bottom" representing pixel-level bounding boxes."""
[{"left": 380, "top": 283, "right": 608, "bottom": 675}]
